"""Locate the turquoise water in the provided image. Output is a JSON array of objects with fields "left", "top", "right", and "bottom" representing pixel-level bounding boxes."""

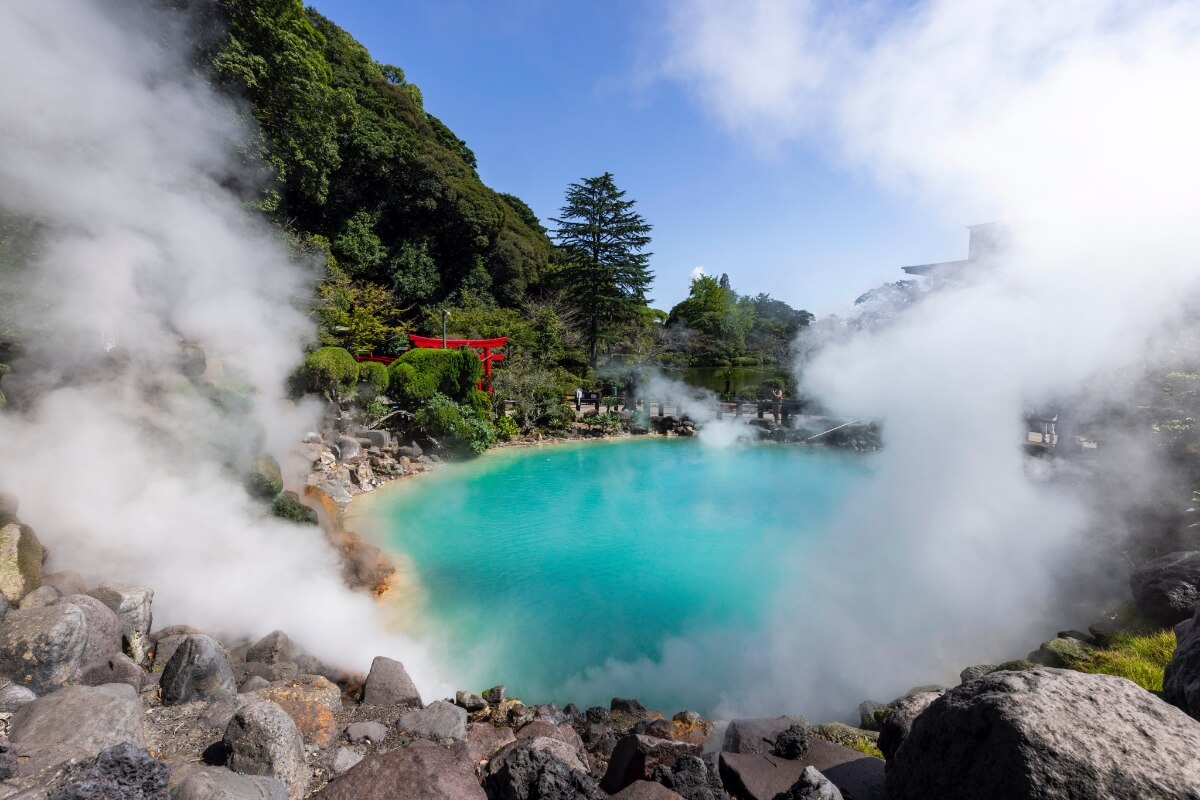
[{"left": 365, "top": 438, "right": 868, "bottom": 712}]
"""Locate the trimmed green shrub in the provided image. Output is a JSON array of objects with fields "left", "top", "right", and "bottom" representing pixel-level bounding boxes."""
[
  {"left": 389, "top": 347, "right": 482, "bottom": 406},
  {"left": 495, "top": 414, "right": 519, "bottom": 440},
  {"left": 467, "top": 389, "right": 493, "bottom": 418},
  {"left": 296, "top": 347, "right": 358, "bottom": 397},
  {"left": 356, "top": 360, "right": 390, "bottom": 394},
  {"left": 413, "top": 393, "right": 496, "bottom": 455}
]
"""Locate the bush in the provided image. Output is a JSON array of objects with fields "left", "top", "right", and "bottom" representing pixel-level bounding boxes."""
[
  {"left": 296, "top": 347, "right": 358, "bottom": 398},
  {"left": 389, "top": 348, "right": 482, "bottom": 406},
  {"left": 495, "top": 414, "right": 519, "bottom": 440},
  {"left": 467, "top": 389, "right": 493, "bottom": 418},
  {"left": 356, "top": 360, "right": 390, "bottom": 394},
  {"left": 413, "top": 393, "right": 496, "bottom": 455}
]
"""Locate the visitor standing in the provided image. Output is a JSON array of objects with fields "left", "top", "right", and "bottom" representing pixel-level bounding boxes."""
[
  {"left": 575, "top": 387, "right": 583, "bottom": 413},
  {"left": 772, "top": 387, "right": 783, "bottom": 424}
]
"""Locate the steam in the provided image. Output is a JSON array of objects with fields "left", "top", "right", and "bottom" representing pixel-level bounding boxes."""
[
  {"left": 560, "top": 0, "right": 1200, "bottom": 720},
  {"left": 0, "top": 1, "right": 446, "bottom": 692}
]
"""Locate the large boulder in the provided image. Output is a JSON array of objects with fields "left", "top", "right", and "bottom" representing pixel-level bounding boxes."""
[
  {"left": 719, "top": 741, "right": 882, "bottom": 800},
  {"left": 48, "top": 742, "right": 168, "bottom": 800},
  {"left": 169, "top": 764, "right": 287, "bottom": 800},
  {"left": 224, "top": 697, "right": 309, "bottom": 800},
  {"left": 885, "top": 668, "right": 1200, "bottom": 799},
  {"left": 613, "top": 783, "right": 686, "bottom": 800},
  {"left": 396, "top": 699, "right": 468, "bottom": 741},
  {"left": 315, "top": 739, "right": 484, "bottom": 799},
  {"left": 80, "top": 651, "right": 146, "bottom": 691},
  {"left": 55, "top": 594, "right": 124, "bottom": 664},
  {"left": 160, "top": 634, "right": 237, "bottom": 705},
  {"left": 1164, "top": 604, "right": 1200, "bottom": 718},
  {"left": 1131, "top": 551, "right": 1200, "bottom": 626},
  {"left": 484, "top": 736, "right": 607, "bottom": 800},
  {"left": 0, "top": 679, "right": 36, "bottom": 712},
  {"left": 0, "top": 522, "right": 43, "bottom": 604},
  {"left": 651, "top": 754, "right": 727, "bottom": 800},
  {"left": 774, "top": 766, "right": 844, "bottom": 800},
  {"left": 254, "top": 675, "right": 342, "bottom": 747},
  {"left": 359, "top": 656, "right": 422, "bottom": 707},
  {"left": 8, "top": 684, "right": 144, "bottom": 775},
  {"left": 0, "top": 604, "right": 87, "bottom": 694},
  {"left": 86, "top": 582, "right": 153, "bottom": 664},
  {"left": 246, "top": 630, "right": 291, "bottom": 665},
  {"left": 722, "top": 715, "right": 809, "bottom": 755},
  {"left": 601, "top": 735, "right": 701, "bottom": 794},
  {"left": 876, "top": 691, "right": 943, "bottom": 763},
  {"left": 467, "top": 722, "right": 516, "bottom": 764}
]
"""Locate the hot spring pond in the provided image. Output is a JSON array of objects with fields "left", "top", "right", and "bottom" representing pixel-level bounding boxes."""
[{"left": 359, "top": 438, "right": 868, "bottom": 712}]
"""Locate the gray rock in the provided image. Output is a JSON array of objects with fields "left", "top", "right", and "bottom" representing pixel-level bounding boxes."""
[
  {"left": 878, "top": 690, "right": 943, "bottom": 763},
  {"left": 345, "top": 721, "right": 388, "bottom": 744},
  {"left": 0, "top": 679, "right": 36, "bottom": 711},
  {"left": 611, "top": 697, "right": 648, "bottom": 714},
  {"left": 485, "top": 736, "right": 605, "bottom": 800},
  {"left": 483, "top": 684, "right": 506, "bottom": 704},
  {"left": 397, "top": 699, "right": 468, "bottom": 741},
  {"left": 1027, "top": 636, "right": 1095, "bottom": 668},
  {"left": 651, "top": 754, "right": 727, "bottom": 800},
  {"left": 86, "top": 582, "right": 153, "bottom": 664},
  {"left": 0, "top": 593, "right": 9, "bottom": 624},
  {"left": 885, "top": 668, "right": 1200, "bottom": 800},
  {"left": 19, "top": 585, "right": 60, "bottom": 609},
  {"left": 329, "top": 747, "right": 362, "bottom": 776},
  {"left": 335, "top": 436, "right": 362, "bottom": 464},
  {"left": 160, "top": 634, "right": 237, "bottom": 705},
  {"left": 242, "top": 660, "right": 298, "bottom": 683},
  {"left": 1165, "top": 603, "right": 1200, "bottom": 718},
  {"left": 200, "top": 695, "right": 253, "bottom": 730},
  {"left": 0, "top": 604, "right": 87, "bottom": 694},
  {"left": 360, "top": 656, "right": 421, "bottom": 707},
  {"left": 40, "top": 571, "right": 86, "bottom": 597},
  {"left": 719, "top": 742, "right": 882, "bottom": 800},
  {"left": 151, "top": 633, "right": 187, "bottom": 675},
  {"left": 959, "top": 664, "right": 998, "bottom": 683},
  {"left": 856, "top": 701, "right": 886, "bottom": 731},
  {"left": 241, "top": 675, "right": 271, "bottom": 693},
  {"left": 1131, "top": 551, "right": 1200, "bottom": 627},
  {"left": 48, "top": 742, "right": 168, "bottom": 800},
  {"left": 601, "top": 735, "right": 701, "bottom": 794},
  {"left": 246, "top": 630, "right": 290, "bottom": 665},
  {"left": 9, "top": 684, "right": 144, "bottom": 775},
  {"left": 224, "top": 697, "right": 308, "bottom": 800},
  {"left": 722, "top": 716, "right": 809, "bottom": 755},
  {"left": 316, "top": 739, "right": 484, "bottom": 799},
  {"left": 80, "top": 652, "right": 146, "bottom": 691},
  {"left": 773, "top": 766, "right": 844, "bottom": 800},
  {"left": 316, "top": 481, "right": 351, "bottom": 506},
  {"left": 56, "top": 594, "right": 123, "bottom": 664},
  {"left": 0, "top": 522, "right": 43, "bottom": 604},
  {"left": 613, "top": 782, "right": 686, "bottom": 800},
  {"left": 456, "top": 690, "right": 488, "bottom": 712},
  {"left": 169, "top": 764, "right": 287, "bottom": 800},
  {"left": 772, "top": 725, "right": 809, "bottom": 759},
  {"left": 360, "top": 430, "right": 391, "bottom": 450}
]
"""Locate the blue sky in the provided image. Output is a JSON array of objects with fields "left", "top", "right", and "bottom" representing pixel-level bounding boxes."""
[{"left": 307, "top": 0, "right": 968, "bottom": 314}]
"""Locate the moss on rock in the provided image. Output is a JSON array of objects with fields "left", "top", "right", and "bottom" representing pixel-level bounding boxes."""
[
  {"left": 273, "top": 491, "right": 319, "bottom": 526},
  {"left": 0, "top": 522, "right": 43, "bottom": 603}
]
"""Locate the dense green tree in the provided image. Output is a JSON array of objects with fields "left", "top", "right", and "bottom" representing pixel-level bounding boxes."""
[{"left": 552, "top": 173, "right": 653, "bottom": 367}]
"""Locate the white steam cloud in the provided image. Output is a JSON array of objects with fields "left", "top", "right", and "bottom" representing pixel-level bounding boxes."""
[
  {"left": 558, "top": 0, "right": 1200, "bottom": 720},
  {"left": 0, "top": 1, "right": 446, "bottom": 693}
]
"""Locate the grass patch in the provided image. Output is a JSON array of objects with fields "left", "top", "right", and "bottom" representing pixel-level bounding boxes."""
[
  {"left": 807, "top": 723, "right": 884, "bottom": 761},
  {"left": 1068, "top": 630, "right": 1176, "bottom": 692}
]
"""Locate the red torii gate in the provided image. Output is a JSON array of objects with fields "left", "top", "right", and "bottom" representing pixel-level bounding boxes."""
[{"left": 408, "top": 334, "right": 508, "bottom": 393}]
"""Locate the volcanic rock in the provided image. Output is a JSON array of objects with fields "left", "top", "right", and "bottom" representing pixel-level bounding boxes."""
[
  {"left": 241, "top": 675, "right": 271, "bottom": 693},
  {"left": 456, "top": 689, "right": 488, "bottom": 712},
  {"left": 80, "top": 652, "right": 146, "bottom": 691},
  {"left": 345, "top": 721, "right": 388, "bottom": 745},
  {"left": 600, "top": 735, "right": 701, "bottom": 794},
  {"left": 651, "top": 754, "right": 727, "bottom": 800},
  {"left": 1131, "top": 551, "right": 1200, "bottom": 626},
  {"left": 611, "top": 697, "right": 648, "bottom": 714},
  {"left": 722, "top": 715, "right": 809, "bottom": 755},
  {"left": 773, "top": 766, "right": 844, "bottom": 800},
  {"left": 1165, "top": 604, "right": 1200, "bottom": 718},
  {"left": 0, "top": 604, "right": 87, "bottom": 694},
  {"left": 9, "top": 684, "right": 144, "bottom": 775},
  {"left": 0, "top": 680, "right": 35, "bottom": 711},
  {"left": 613, "top": 782, "right": 686, "bottom": 800},
  {"left": 20, "top": 585, "right": 60, "bottom": 609},
  {"left": 86, "top": 582, "right": 153, "bottom": 664},
  {"left": 161, "top": 634, "right": 237, "bottom": 705},
  {"left": 772, "top": 724, "right": 810, "bottom": 759},
  {"left": 246, "top": 630, "right": 291, "bottom": 665},
  {"left": 254, "top": 674, "right": 342, "bottom": 747},
  {"left": 170, "top": 764, "right": 287, "bottom": 800},
  {"left": 959, "top": 664, "right": 999, "bottom": 683},
  {"left": 885, "top": 668, "right": 1200, "bottom": 799},
  {"left": 485, "top": 736, "right": 606, "bottom": 800},
  {"left": 397, "top": 699, "right": 468, "bottom": 741},
  {"left": 48, "top": 742, "right": 168, "bottom": 800},
  {"left": 329, "top": 747, "right": 362, "bottom": 775},
  {"left": 224, "top": 697, "right": 309, "bottom": 800},
  {"left": 719, "top": 741, "right": 882, "bottom": 800},
  {"left": 56, "top": 594, "right": 123, "bottom": 664},
  {"left": 1028, "top": 636, "right": 1095, "bottom": 668},
  {"left": 360, "top": 655, "right": 422, "bottom": 707},
  {"left": 0, "top": 522, "right": 43, "bottom": 604},
  {"left": 670, "top": 711, "right": 713, "bottom": 746},
  {"left": 877, "top": 690, "right": 943, "bottom": 763},
  {"left": 467, "top": 722, "right": 516, "bottom": 763},
  {"left": 317, "top": 739, "right": 483, "bottom": 799},
  {"left": 483, "top": 684, "right": 506, "bottom": 704}
]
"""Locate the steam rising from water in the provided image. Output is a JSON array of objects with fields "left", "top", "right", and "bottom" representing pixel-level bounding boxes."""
[{"left": 0, "top": 1, "right": 444, "bottom": 692}]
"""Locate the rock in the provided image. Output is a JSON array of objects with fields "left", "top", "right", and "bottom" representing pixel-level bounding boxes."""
[
  {"left": 958, "top": 664, "right": 998, "bottom": 684},
  {"left": 86, "top": 582, "right": 153, "bottom": 665},
  {"left": 467, "top": 722, "right": 516, "bottom": 763},
  {"left": 0, "top": 492, "right": 17, "bottom": 525},
  {"left": 0, "top": 738, "right": 14, "bottom": 780},
  {"left": 41, "top": 571, "right": 86, "bottom": 597},
  {"left": 249, "top": 455, "right": 285, "bottom": 499},
  {"left": 9, "top": 684, "right": 144, "bottom": 775},
  {"left": 329, "top": 747, "right": 362, "bottom": 776},
  {"left": 19, "top": 585, "right": 60, "bottom": 609},
  {"left": 169, "top": 764, "right": 287, "bottom": 800},
  {"left": 600, "top": 735, "right": 701, "bottom": 794},
  {"left": 484, "top": 736, "right": 605, "bottom": 800},
  {"left": 396, "top": 441, "right": 423, "bottom": 459},
  {"left": 719, "top": 741, "right": 882, "bottom": 800},
  {"left": 160, "top": 634, "right": 237, "bottom": 705},
  {"left": 856, "top": 701, "right": 887, "bottom": 731},
  {"left": 533, "top": 703, "right": 565, "bottom": 723},
  {"left": 80, "top": 652, "right": 146, "bottom": 691},
  {"left": 345, "top": 720, "right": 389, "bottom": 745},
  {"left": 1165, "top": 604, "right": 1200, "bottom": 717},
  {"left": 1131, "top": 551, "right": 1200, "bottom": 626},
  {"left": 613, "top": 782, "right": 686, "bottom": 800},
  {"left": 995, "top": 658, "right": 1036, "bottom": 671},
  {"left": 316, "top": 480, "right": 351, "bottom": 506},
  {"left": 255, "top": 675, "right": 342, "bottom": 748},
  {"left": 0, "top": 604, "right": 87, "bottom": 694},
  {"left": 56, "top": 594, "right": 123, "bottom": 664},
  {"left": 151, "top": 633, "right": 188, "bottom": 675},
  {"left": 634, "top": 717, "right": 675, "bottom": 739},
  {"left": 49, "top": 742, "right": 168, "bottom": 800},
  {"left": 316, "top": 739, "right": 484, "bottom": 799},
  {"left": 483, "top": 684, "right": 506, "bottom": 704},
  {"left": 456, "top": 690, "right": 488, "bottom": 712},
  {"left": 670, "top": 711, "right": 713, "bottom": 746},
  {"left": 0, "top": 593, "right": 8, "bottom": 624},
  {"left": 0, "top": 522, "right": 43, "bottom": 603},
  {"left": 886, "top": 667, "right": 1200, "bottom": 800},
  {"left": 1057, "top": 629, "right": 1096, "bottom": 644},
  {"left": 773, "top": 766, "right": 844, "bottom": 800},
  {"left": 585, "top": 706, "right": 608, "bottom": 724},
  {"left": 246, "top": 630, "right": 290, "bottom": 665},
  {"left": 360, "top": 656, "right": 421, "bottom": 707},
  {"left": 272, "top": 492, "right": 318, "bottom": 525},
  {"left": 241, "top": 675, "right": 270, "bottom": 693},
  {"left": 772, "top": 725, "right": 809, "bottom": 759},
  {"left": 335, "top": 436, "right": 362, "bottom": 464},
  {"left": 651, "top": 754, "right": 727, "bottom": 800},
  {"left": 360, "top": 430, "right": 391, "bottom": 449},
  {"left": 1027, "top": 636, "right": 1095, "bottom": 668},
  {"left": 224, "top": 697, "right": 308, "bottom": 800},
  {"left": 397, "top": 699, "right": 468, "bottom": 741},
  {"left": 0, "top": 680, "right": 36, "bottom": 711},
  {"left": 611, "top": 697, "right": 648, "bottom": 715},
  {"left": 877, "top": 690, "right": 942, "bottom": 763},
  {"left": 243, "top": 660, "right": 299, "bottom": 683},
  {"left": 722, "top": 715, "right": 809, "bottom": 755}
]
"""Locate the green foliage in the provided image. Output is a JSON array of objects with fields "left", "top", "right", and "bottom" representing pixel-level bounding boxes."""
[
  {"left": 494, "top": 414, "right": 519, "bottom": 441},
  {"left": 317, "top": 276, "right": 408, "bottom": 355},
  {"left": 333, "top": 210, "right": 388, "bottom": 278},
  {"left": 414, "top": 393, "right": 496, "bottom": 455},
  {"left": 552, "top": 172, "right": 653, "bottom": 366},
  {"left": 388, "top": 347, "right": 481, "bottom": 406},
  {"left": 1066, "top": 630, "right": 1176, "bottom": 692},
  {"left": 296, "top": 346, "right": 359, "bottom": 397},
  {"left": 356, "top": 360, "right": 390, "bottom": 393},
  {"left": 272, "top": 491, "right": 319, "bottom": 525}
]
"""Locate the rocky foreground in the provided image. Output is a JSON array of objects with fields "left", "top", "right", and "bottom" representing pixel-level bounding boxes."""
[{"left": 4, "top": 497, "right": 1200, "bottom": 798}]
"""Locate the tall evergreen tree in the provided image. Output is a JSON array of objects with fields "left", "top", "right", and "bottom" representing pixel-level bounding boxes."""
[{"left": 552, "top": 173, "right": 653, "bottom": 367}]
